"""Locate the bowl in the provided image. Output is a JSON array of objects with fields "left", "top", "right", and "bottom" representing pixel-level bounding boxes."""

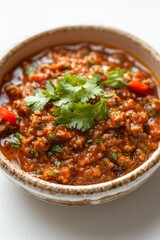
[{"left": 0, "top": 26, "right": 160, "bottom": 206}]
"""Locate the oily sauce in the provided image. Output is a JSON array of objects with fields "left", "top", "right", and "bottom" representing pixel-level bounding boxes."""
[{"left": 0, "top": 43, "right": 160, "bottom": 185}]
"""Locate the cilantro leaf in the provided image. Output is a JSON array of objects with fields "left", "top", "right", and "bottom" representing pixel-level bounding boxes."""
[
  {"left": 10, "top": 132, "right": 22, "bottom": 148},
  {"left": 24, "top": 72, "right": 114, "bottom": 131},
  {"left": 81, "top": 78, "right": 103, "bottom": 103},
  {"left": 94, "top": 98, "right": 109, "bottom": 121},
  {"left": 69, "top": 103, "right": 96, "bottom": 130},
  {"left": 94, "top": 73, "right": 103, "bottom": 82},
  {"left": 51, "top": 145, "right": 62, "bottom": 152},
  {"left": 111, "top": 152, "right": 118, "bottom": 161},
  {"left": 49, "top": 169, "right": 59, "bottom": 176},
  {"left": 54, "top": 99, "right": 109, "bottom": 131},
  {"left": 54, "top": 105, "right": 72, "bottom": 125},
  {"left": 151, "top": 109, "right": 157, "bottom": 117},
  {"left": 104, "top": 68, "right": 128, "bottom": 89},
  {"left": 24, "top": 89, "right": 51, "bottom": 112},
  {"left": 54, "top": 73, "right": 103, "bottom": 105},
  {"left": 46, "top": 80, "right": 56, "bottom": 95},
  {"left": 25, "top": 62, "right": 39, "bottom": 76}
]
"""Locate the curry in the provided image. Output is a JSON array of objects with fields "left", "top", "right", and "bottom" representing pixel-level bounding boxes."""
[{"left": 0, "top": 43, "right": 160, "bottom": 185}]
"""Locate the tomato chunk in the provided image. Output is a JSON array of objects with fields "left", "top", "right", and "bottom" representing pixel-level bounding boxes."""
[
  {"left": 129, "top": 80, "right": 149, "bottom": 94},
  {"left": 29, "top": 73, "right": 48, "bottom": 82},
  {"left": 0, "top": 106, "right": 17, "bottom": 125}
]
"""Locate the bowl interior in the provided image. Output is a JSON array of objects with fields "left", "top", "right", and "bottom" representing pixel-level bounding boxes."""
[
  {"left": 0, "top": 26, "right": 160, "bottom": 83},
  {"left": 0, "top": 26, "right": 160, "bottom": 196}
]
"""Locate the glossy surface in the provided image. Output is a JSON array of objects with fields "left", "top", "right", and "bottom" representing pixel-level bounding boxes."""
[{"left": 0, "top": 43, "right": 160, "bottom": 185}]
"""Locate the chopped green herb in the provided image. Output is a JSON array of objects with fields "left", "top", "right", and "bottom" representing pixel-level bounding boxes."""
[
  {"left": 118, "top": 56, "right": 123, "bottom": 61},
  {"left": 61, "top": 161, "right": 65, "bottom": 166},
  {"left": 104, "top": 68, "right": 128, "bottom": 89},
  {"left": 39, "top": 123, "right": 44, "bottom": 130},
  {"left": 48, "top": 133, "right": 54, "bottom": 140},
  {"left": 132, "top": 137, "right": 138, "bottom": 144},
  {"left": 141, "top": 145, "right": 148, "bottom": 151},
  {"left": 88, "top": 131, "right": 93, "bottom": 136},
  {"left": 10, "top": 132, "right": 22, "bottom": 148},
  {"left": 96, "top": 138, "right": 102, "bottom": 143},
  {"left": 92, "top": 161, "right": 97, "bottom": 166},
  {"left": 54, "top": 160, "right": 61, "bottom": 166},
  {"left": 87, "top": 139, "right": 93, "bottom": 144},
  {"left": 88, "top": 59, "right": 95, "bottom": 66},
  {"left": 48, "top": 151, "right": 54, "bottom": 157},
  {"left": 36, "top": 169, "right": 41, "bottom": 176},
  {"left": 24, "top": 89, "right": 52, "bottom": 113},
  {"left": 25, "top": 62, "right": 38, "bottom": 76},
  {"left": 151, "top": 109, "right": 157, "bottom": 117},
  {"left": 35, "top": 152, "right": 39, "bottom": 157},
  {"left": 94, "top": 73, "right": 103, "bottom": 82},
  {"left": 51, "top": 145, "right": 62, "bottom": 153},
  {"left": 81, "top": 50, "right": 90, "bottom": 56},
  {"left": 111, "top": 152, "right": 118, "bottom": 161},
  {"left": 30, "top": 149, "right": 35, "bottom": 155},
  {"left": 49, "top": 169, "right": 59, "bottom": 176},
  {"left": 119, "top": 163, "right": 125, "bottom": 167},
  {"left": 62, "top": 65, "right": 68, "bottom": 70},
  {"left": 24, "top": 73, "right": 114, "bottom": 131},
  {"left": 16, "top": 119, "right": 20, "bottom": 125},
  {"left": 30, "top": 149, "right": 39, "bottom": 157},
  {"left": 55, "top": 99, "right": 109, "bottom": 131}
]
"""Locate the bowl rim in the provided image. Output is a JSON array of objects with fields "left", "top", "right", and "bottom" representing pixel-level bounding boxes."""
[{"left": 0, "top": 25, "right": 160, "bottom": 195}]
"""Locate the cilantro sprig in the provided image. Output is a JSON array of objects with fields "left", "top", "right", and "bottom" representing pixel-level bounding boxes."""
[
  {"left": 54, "top": 99, "right": 109, "bottom": 131},
  {"left": 104, "top": 68, "right": 128, "bottom": 89},
  {"left": 25, "top": 62, "right": 39, "bottom": 76},
  {"left": 24, "top": 73, "right": 115, "bottom": 131},
  {"left": 10, "top": 132, "right": 22, "bottom": 148}
]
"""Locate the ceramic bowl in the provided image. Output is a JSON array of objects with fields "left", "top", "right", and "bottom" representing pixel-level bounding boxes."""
[{"left": 0, "top": 26, "right": 160, "bottom": 206}]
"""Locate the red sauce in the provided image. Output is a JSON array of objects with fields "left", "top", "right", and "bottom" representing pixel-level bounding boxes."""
[{"left": 0, "top": 43, "right": 160, "bottom": 185}]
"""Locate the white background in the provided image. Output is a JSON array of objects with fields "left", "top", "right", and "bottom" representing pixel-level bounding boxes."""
[{"left": 0, "top": 0, "right": 160, "bottom": 239}]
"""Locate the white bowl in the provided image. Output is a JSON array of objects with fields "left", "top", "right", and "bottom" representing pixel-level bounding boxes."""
[{"left": 0, "top": 26, "right": 160, "bottom": 206}]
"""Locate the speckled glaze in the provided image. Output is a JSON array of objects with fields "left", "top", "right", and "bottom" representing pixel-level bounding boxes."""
[{"left": 0, "top": 26, "right": 160, "bottom": 206}]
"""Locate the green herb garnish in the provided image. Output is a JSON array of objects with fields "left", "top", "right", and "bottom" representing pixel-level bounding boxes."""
[
  {"left": 92, "top": 161, "right": 97, "bottom": 166},
  {"left": 94, "top": 73, "right": 103, "bottom": 82},
  {"left": 29, "top": 149, "right": 39, "bottom": 157},
  {"left": 48, "top": 151, "right": 54, "bottom": 157},
  {"left": 25, "top": 62, "right": 38, "bottom": 76},
  {"left": 104, "top": 68, "right": 128, "bottom": 89},
  {"left": 81, "top": 50, "right": 90, "bottom": 56},
  {"left": 54, "top": 160, "right": 61, "bottom": 166},
  {"left": 51, "top": 145, "right": 62, "bottom": 153},
  {"left": 119, "top": 163, "right": 125, "bottom": 167},
  {"left": 49, "top": 169, "right": 59, "bottom": 176},
  {"left": 10, "top": 132, "right": 22, "bottom": 148},
  {"left": 141, "top": 145, "right": 148, "bottom": 151},
  {"left": 96, "top": 138, "right": 102, "bottom": 143},
  {"left": 111, "top": 152, "right": 118, "bottom": 161},
  {"left": 88, "top": 59, "right": 95, "bottom": 66},
  {"left": 39, "top": 123, "right": 44, "bottom": 130},
  {"left": 118, "top": 56, "right": 123, "bottom": 62},
  {"left": 36, "top": 169, "right": 42, "bottom": 176},
  {"left": 88, "top": 131, "right": 93, "bottom": 136},
  {"left": 48, "top": 133, "right": 54, "bottom": 140},
  {"left": 35, "top": 152, "right": 39, "bottom": 157},
  {"left": 62, "top": 65, "right": 68, "bottom": 70},
  {"left": 151, "top": 109, "right": 157, "bottom": 117},
  {"left": 24, "top": 73, "right": 113, "bottom": 131}
]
